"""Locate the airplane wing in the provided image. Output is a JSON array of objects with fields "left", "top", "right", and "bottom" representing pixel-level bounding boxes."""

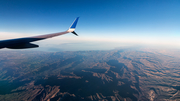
[{"left": 0, "top": 17, "right": 79, "bottom": 49}]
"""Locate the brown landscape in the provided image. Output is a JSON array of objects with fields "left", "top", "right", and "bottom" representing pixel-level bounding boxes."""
[{"left": 0, "top": 48, "right": 180, "bottom": 101}]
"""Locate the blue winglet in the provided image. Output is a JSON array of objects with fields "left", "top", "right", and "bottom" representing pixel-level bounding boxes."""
[{"left": 70, "top": 17, "right": 79, "bottom": 29}]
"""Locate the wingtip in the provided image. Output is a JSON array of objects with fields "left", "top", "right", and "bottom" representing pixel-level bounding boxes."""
[
  {"left": 69, "top": 17, "right": 79, "bottom": 29},
  {"left": 72, "top": 31, "right": 78, "bottom": 36}
]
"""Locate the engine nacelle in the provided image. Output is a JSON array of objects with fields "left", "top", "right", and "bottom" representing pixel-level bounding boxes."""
[{"left": 6, "top": 43, "right": 39, "bottom": 49}]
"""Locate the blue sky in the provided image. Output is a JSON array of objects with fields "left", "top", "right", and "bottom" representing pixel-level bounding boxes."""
[{"left": 0, "top": 0, "right": 180, "bottom": 51}]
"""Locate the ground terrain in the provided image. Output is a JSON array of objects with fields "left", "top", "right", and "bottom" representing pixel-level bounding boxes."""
[{"left": 0, "top": 48, "right": 180, "bottom": 101}]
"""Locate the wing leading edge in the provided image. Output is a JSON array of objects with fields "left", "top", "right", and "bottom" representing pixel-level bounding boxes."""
[{"left": 0, "top": 17, "right": 79, "bottom": 49}]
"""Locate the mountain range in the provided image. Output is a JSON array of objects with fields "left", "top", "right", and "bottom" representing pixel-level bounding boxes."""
[{"left": 0, "top": 48, "right": 180, "bottom": 101}]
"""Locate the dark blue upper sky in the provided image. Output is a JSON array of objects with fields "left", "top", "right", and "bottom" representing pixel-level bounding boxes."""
[{"left": 0, "top": 0, "right": 180, "bottom": 51}]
